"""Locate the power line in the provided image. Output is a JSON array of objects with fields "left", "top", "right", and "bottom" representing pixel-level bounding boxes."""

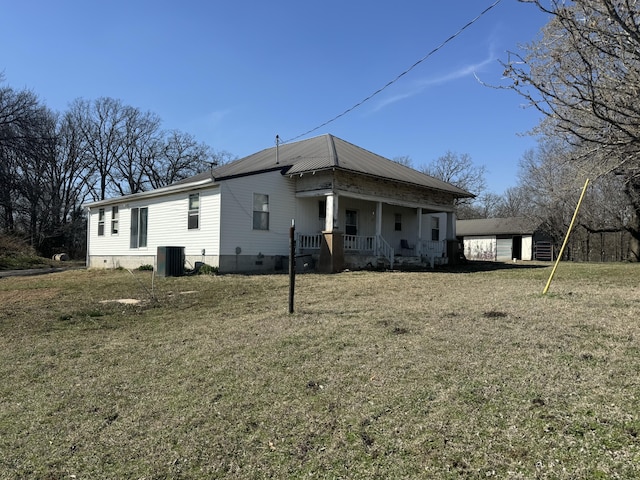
[{"left": 283, "top": 0, "right": 503, "bottom": 144}]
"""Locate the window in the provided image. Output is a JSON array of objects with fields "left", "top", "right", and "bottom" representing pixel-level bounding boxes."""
[
  {"left": 98, "top": 208, "right": 105, "bottom": 236},
  {"left": 130, "top": 207, "right": 148, "bottom": 248},
  {"left": 318, "top": 200, "right": 326, "bottom": 219},
  {"left": 188, "top": 193, "right": 199, "bottom": 230},
  {"left": 395, "top": 213, "right": 402, "bottom": 231},
  {"left": 345, "top": 210, "right": 358, "bottom": 235},
  {"left": 431, "top": 216, "right": 440, "bottom": 241},
  {"left": 253, "top": 193, "right": 269, "bottom": 230},
  {"left": 111, "top": 206, "right": 119, "bottom": 234}
]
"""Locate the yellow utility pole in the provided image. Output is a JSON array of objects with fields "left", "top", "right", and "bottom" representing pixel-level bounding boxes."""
[{"left": 543, "top": 178, "right": 590, "bottom": 295}]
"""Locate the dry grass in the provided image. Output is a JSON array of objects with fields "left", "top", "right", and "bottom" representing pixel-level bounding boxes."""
[{"left": 1, "top": 263, "right": 640, "bottom": 478}]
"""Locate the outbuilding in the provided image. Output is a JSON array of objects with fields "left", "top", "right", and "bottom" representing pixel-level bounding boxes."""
[{"left": 456, "top": 217, "right": 553, "bottom": 262}]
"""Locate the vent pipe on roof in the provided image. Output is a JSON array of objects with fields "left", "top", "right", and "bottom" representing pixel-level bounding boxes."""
[{"left": 275, "top": 134, "right": 280, "bottom": 165}]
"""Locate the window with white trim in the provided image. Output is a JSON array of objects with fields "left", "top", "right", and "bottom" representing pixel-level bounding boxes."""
[
  {"left": 130, "top": 207, "right": 148, "bottom": 248},
  {"left": 111, "top": 206, "right": 119, "bottom": 235},
  {"left": 98, "top": 208, "right": 105, "bottom": 236},
  {"left": 188, "top": 193, "right": 199, "bottom": 230},
  {"left": 395, "top": 213, "right": 402, "bottom": 231},
  {"left": 431, "top": 216, "right": 440, "bottom": 241},
  {"left": 253, "top": 193, "right": 269, "bottom": 230}
]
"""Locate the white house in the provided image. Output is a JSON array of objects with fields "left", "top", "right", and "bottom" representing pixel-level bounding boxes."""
[{"left": 84, "top": 134, "right": 473, "bottom": 273}]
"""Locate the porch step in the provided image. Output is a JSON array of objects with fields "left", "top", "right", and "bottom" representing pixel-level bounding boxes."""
[{"left": 394, "top": 256, "right": 424, "bottom": 267}]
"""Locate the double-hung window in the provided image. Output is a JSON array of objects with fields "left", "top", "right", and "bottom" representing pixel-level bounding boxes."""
[
  {"left": 98, "top": 208, "right": 105, "bottom": 236},
  {"left": 111, "top": 206, "right": 119, "bottom": 235},
  {"left": 188, "top": 193, "right": 200, "bottom": 230},
  {"left": 395, "top": 213, "right": 402, "bottom": 231},
  {"left": 130, "top": 207, "right": 148, "bottom": 248},
  {"left": 253, "top": 193, "right": 269, "bottom": 230},
  {"left": 431, "top": 217, "right": 440, "bottom": 241}
]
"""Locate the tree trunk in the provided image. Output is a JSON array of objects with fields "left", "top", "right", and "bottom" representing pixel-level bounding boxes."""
[{"left": 629, "top": 227, "right": 640, "bottom": 262}]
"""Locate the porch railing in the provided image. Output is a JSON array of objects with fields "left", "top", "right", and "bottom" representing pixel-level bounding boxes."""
[
  {"left": 421, "top": 240, "right": 446, "bottom": 258},
  {"left": 343, "top": 234, "right": 375, "bottom": 252},
  {"left": 375, "top": 235, "right": 394, "bottom": 269},
  {"left": 297, "top": 233, "right": 323, "bottom": 251},
  {"left": 296, "top": 233, "right": 395, "bottom": 268}
]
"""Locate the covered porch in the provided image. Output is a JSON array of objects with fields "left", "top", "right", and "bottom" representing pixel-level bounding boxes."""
[{"left": 294, "top": 192, "right": 457, "bottom": 271}]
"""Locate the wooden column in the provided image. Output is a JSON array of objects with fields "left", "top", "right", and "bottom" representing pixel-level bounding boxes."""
[
  {"left": 416, "top": 207, "right": 423, "bottom": 256},
  {"left": 319, "top": 193, "right": 344, "bottom": 272}
]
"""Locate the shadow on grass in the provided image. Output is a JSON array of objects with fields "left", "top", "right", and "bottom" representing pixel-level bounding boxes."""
[{"left": 441, "top": 260, "right": 552, "bottom": 274}]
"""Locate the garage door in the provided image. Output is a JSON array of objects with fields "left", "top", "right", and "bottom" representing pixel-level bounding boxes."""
[{"left": 496, "top": 238, "right": 512, "bottom": 261}]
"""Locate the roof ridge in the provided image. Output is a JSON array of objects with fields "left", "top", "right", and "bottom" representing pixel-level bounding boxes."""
[{"left": 325, "top": 133, "right": 339, "bottom": 167}]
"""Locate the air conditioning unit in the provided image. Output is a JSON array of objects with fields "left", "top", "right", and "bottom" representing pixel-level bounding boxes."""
[{"left": 157, "top": 246, "right": 185, "bottom": 277}]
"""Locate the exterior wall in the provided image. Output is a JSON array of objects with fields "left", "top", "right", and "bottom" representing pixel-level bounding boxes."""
[
  {"left": 87, "top": 185, "right": 221, "bottom": 270},
  {"left": 218, "top": 171, "right": 297, "bottom": 272},
  {"left": 522, "top": 236, "right": 533, "bottom": 261},
  {"left": 422, "top": 213, "right": 446, "bottom": 242},
  {"left": 296, "top": 197, "right": 327, "bottom": 234},
  {"left": 462, "top": 234, "right": 535, "bottom": 262},
  {"left": 339, "top": 197, "right": 378, "bottom": 236},
  {"left": 463, "top": 236, "right": 497, "bottom": 261},
  {"left": 382, "top": 204, "right": 418, "bottom": 251}
]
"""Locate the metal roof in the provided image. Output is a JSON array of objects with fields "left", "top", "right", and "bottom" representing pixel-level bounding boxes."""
[
  {"left": 456, "top": 217, "right": 540, "bottom": 236},
  {"left": 177, "top": 134, "right": 473, "bottom": 197}
]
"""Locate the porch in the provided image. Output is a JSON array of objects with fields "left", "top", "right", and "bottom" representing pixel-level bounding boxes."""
[{"left": 297, "top": 233, "right": 447, "bottom": 270}]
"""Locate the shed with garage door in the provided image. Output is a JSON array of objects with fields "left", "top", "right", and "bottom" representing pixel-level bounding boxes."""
[{"left": 456, "top": 217, "right": 553, "bottom": 262}]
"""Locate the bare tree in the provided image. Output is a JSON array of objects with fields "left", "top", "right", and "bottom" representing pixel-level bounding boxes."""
[
  {"left": 422, "top": 151, "right": 487, "bottom": 196},
  {"left": 421, "top": 151, "right": 486, "bottom": 218},
  {"left": 392, "top": 155, "right": 414, "bottom": 168},
  {"left": 1, "top": 76, "right": 233, "bottom": 257},
  {"left": 495, "top": 186, "right": 532, "bottom": 218},
  {"left": 69, "top": 97, "right": 127, "bottom": 201},
  {"left": 115, "top": 106, "right": 162, "bottom": 195},
  {"left": 147, "top": 130, "right": 231, "bottom": 188},
  {"left": 503, "top": 0, "right": 640, "bottom": 260},
  {"left": 516, "top": 141, "right": 585, "bottom": 245},
  {"left": 0, "top": 78, "right": 42, "bottom": 233}
]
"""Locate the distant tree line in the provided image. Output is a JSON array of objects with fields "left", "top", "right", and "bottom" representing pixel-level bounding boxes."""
[{"left": 0, "top": 75, "right": 232, "bottom": 258}]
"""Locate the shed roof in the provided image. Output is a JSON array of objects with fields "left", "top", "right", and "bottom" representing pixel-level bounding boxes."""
[
  {"left": 179, "top": 134, "right": 473, "bottom": 198},
  {"left": 456, "top": 217, "right": 540, "bottom": 236}
]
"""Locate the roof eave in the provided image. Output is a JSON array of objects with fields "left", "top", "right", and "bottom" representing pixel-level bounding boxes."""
[
  {"left": 83, "top": 178, "right": 216, "bottom": 209},
  {"left": 290, "top": 165, "right": 474, "bottom": 199}
]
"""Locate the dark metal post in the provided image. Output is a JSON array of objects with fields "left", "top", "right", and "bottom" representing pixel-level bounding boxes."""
[{"left": 289, "top": 219, "right": 295, "bottom": 313}]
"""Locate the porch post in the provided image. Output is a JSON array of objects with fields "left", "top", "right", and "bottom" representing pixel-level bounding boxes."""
[
  {"left": 319, "top": 193, "right": 344, "bottom": 273},
  {"left": 325, "top": 193, "right": 339, "bottom": 232},
  {"left": 375, "top": 202, "right": 382, "bottom": 237},
  {"left": 446, "top": 211, "right": 456, "bottom": 239},
  {"left": 416, "top": 208, "right": 423, "bottom": 256},
  {"left": 446, "top": 211, "right": 459, "bottom": 264}
]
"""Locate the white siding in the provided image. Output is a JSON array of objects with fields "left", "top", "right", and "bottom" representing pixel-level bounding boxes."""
[
  {"left": 464, "top": 236, "right": 497, "bottom": 261},
  {"left": 87, "top": 185, "right": 220, "bottom": 260},
  {"left": 422, "top": 213, "right": 447, "bottom": 242},
  {"left": 296, "top": 197, "right": 326, "bottom": 234},
  {"left": 522, "top": 235, "right": 533, "bottom": 260},
  {"left": 381, "top": 205, "right": 417, "bottom": 250},
  {"left": 219, "top": 171, "right": 297, "bottom": 256}
]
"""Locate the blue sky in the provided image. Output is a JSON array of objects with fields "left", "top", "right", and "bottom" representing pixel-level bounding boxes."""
[{"left": 0, "top": 0, "right": 550, "bottom": 194}]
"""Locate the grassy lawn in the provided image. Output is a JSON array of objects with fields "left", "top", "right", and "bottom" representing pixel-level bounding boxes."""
[{"left": 1, "top": 263, "right": 639, "bottom": 479}]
